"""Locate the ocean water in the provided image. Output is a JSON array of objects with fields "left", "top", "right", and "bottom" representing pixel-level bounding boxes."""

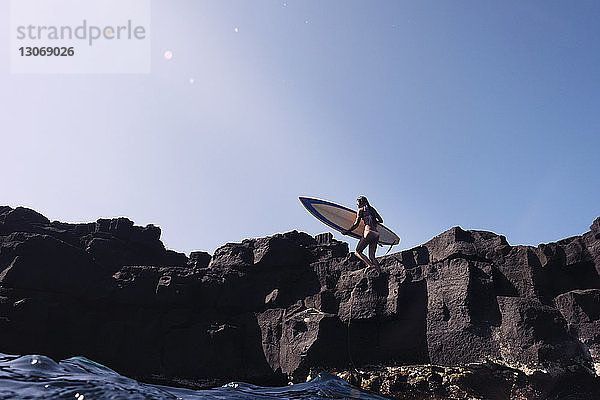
[{"left": 0, "top": 353, "right": 388, "bottom": 400}]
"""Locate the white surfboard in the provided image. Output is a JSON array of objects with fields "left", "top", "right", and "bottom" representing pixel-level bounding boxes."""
[{"left": 299, "top": 196, "right": 400, "bottom": 246}]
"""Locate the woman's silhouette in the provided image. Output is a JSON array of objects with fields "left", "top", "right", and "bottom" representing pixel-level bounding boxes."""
[{"left": 342, "top": 196, "right": 383, "bottom": 273}]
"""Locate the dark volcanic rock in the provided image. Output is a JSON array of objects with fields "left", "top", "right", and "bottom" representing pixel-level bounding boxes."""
[
  {"left": 0, "top": 207, "right": 50, "bottom": 234},
  {"left": 423, "top": 226, "right": 509, "bottom": 264},
  {"left": 425, "top": 258, "right": 501, "bottom": 365},
  {"left": 555, "top": 289, "right": 600, "bottom": 364},
  {"left": 496, "top": 296, "right": 582, "bottom": 365},
  {"left": 591, "top": 217, "right": 600, "bottom": 239},
  {"left": 257, "top": 304, "right": 346, "bottom": 380},
  {"left": 188, "top": 251, "right": 211, "bottom": 269},
  {"left": 335, "top": 361, "right": 600, "bottom": 400},
  {"left": 0, "top": 205, "right": 599, "bottom": 392},
  {"left": 0, "top": 232, "right": 99, "bottom": 296}
]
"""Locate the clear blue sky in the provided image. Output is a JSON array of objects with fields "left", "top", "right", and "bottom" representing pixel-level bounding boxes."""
[{"left": 2, "top": 1, "right": 599, "bottom": 255}]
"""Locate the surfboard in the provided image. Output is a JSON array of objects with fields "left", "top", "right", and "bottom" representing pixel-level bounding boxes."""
[{"left": 299, "top": 196, "right": 400, "bottom": 246}]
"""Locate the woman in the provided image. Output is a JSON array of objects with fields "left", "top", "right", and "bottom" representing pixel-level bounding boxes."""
[{"left": 342, "top": 196, "right": 383, "bottom": 273}]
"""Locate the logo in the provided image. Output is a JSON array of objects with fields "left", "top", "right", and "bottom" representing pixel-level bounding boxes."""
[{"left": 10, "top": 0, "right": 151, "bottom": 74}]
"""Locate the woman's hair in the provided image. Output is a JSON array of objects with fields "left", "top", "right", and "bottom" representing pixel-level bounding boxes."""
[
  {"left": 357, "top": 196, "right": 370, "bottom": 208},
  {"left": 357, "top": 196, "right": 381, "bottom": 222}
]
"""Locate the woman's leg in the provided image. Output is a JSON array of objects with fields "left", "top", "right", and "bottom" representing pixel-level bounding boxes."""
[
  {"left": 355, "top": 236, "right": 373, "bottom": 267},
  {"left": 368, "top": 238, "right": 381, "bottom": 273}
]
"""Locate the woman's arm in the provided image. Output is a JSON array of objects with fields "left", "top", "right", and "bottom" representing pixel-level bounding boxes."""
[
  {"left": 370, "top": 207, "right": 383, "bottom": 223},
  {"left": 342, "top": 211, "right": 361, "bottom": 235}
]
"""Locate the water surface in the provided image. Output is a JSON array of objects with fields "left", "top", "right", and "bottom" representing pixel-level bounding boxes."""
[{"left": 0, "top": 353, "right": 388, "bottom": 399}]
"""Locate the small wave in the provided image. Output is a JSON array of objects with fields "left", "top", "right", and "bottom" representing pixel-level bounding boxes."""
[{"left": 0, "top": 353, "right": 387, "bottom": 400}]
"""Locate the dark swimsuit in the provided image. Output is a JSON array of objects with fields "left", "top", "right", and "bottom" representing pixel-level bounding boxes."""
[{"left": 359, "top": 207, "right": 379, "bottom": 232}]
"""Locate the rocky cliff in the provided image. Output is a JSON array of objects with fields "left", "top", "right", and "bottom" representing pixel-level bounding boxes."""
[{"left": 0, "top": 206, "right": 599, "bottom": 392}]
